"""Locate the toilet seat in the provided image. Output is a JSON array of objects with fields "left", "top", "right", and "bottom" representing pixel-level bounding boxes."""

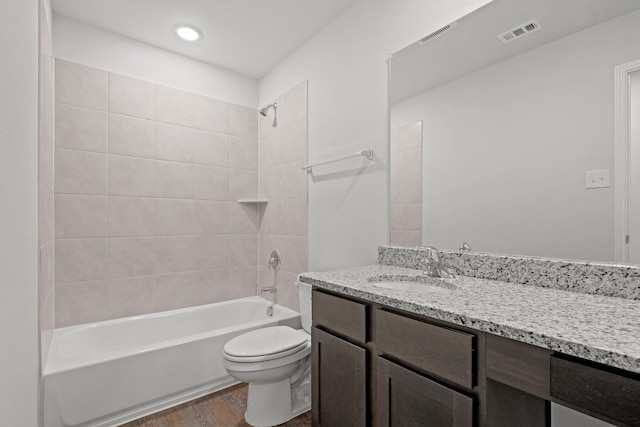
[{"left": 223, "top": 326, "right": 309, "bottom": 363}]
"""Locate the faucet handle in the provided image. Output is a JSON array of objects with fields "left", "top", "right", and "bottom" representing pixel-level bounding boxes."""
[
  {"left": 459, "top": 242, "right": 471, "bottom": 252},
  {"left": 421, "top": 246, "right": 441, "bottom": 262},
  {"left": 268, "top": 250, "right": 281, "bottom": 270}
]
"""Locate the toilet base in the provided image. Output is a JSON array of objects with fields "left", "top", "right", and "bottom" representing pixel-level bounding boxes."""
[{"left": 243, "top": 370, "right": 311, "bottom": 427}]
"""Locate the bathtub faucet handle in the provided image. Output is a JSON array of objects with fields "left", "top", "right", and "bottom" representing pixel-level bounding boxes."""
[
  {"left": 268, "top": 250, "right": 281, "bottom": 270},
  {"left": 260, "top": 285, "right": 277, "bottom": 294}
]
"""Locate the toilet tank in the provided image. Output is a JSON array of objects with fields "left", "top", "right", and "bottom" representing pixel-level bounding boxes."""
[{"left": 297, "top": 281, "right": 312, "bottom": 333}]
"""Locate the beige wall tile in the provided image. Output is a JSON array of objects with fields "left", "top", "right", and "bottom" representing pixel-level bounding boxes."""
[
  {"left": 390, "top": 231, "right": 422, "bottom": 248},
  {"left": 106, "top": 276, "right": 155, "bottom": 319},
  {"left": 155, "top": 199, "right": 195, "bottom": 235},
  {"left": 194, "top": 269, "right": 230, "bottom": 304},
  {"left": 229, "top": 203, "right": 259, "bottom": 234},
  {"left": 155, "top": 84, "right": 194, "bottom": 127},
  {"left": 55, "top": 238, "right": 108, "bottom": 284},
  {"left": 155, "top": 160, "right": 194, "bottom": 199},
  {"left": 228, "top": 266, "right": 258, "bottom": 299},
  {"left": 228, "top": 234, "right": 258, "bottom": 267},
  {"left": 155, "top": 272, "right": 195, "bottom": 311},
  {"left": 229, "top": 104, "right": 257, "bottom": 139},
  {"left": 193, "top": 94, "right": 228, "bottom": 133},
  {"left": 259, "top": 165, "right": 284, "bottom": 200},
  {"left": 155, "top": 122, "right": 194, "bottom": 163},
  {"left": 108, "top": 73, "right": 155, "bottom": 119},
  {"left": 228, "top": 136, "right": 258, "bottom": 170},
  {"left": 55, "top": 59, "right": 107, "bottom": 110},
  {"left": 55, "top": 103, "right": 107, "bottom": 153},
  {"left": 285, "top": 198, "right": 308, "bottom": 237},
  {"left": 154, "top": 236, "right": 194, "bottom": 274},
  {"left": 55, "top": 194, "right": 107, "bottom": 238},
  {"left": 108, "top": 237, "right": 156, "bottom": 279},
  {"left": 108, "top": 197, "right": 155, "bottom": 237},
  {"left": 193, "top": 130, "right": 228, "bottom": 167},
  {"left": 229, "top": 169, "right": 257, "bottom": 200},
  {"left": 55, "top": 149, "right": 107, "bottom": 195},
  {"left": 108, "top": 114, "right": 155, "bottom": 158},
  {"left": 108, "top": 155, "right": 155, "bottom": 197},
  {"left": 55, "top": 281, "right": 107, "bottom": 327},
  {"left": 398, "top": 147, "right": 422, "bottom": 178},
  {"left": 194, "top": 165, "right": 229, "bottom": 200},
  {"left": 195, "top": 236, "right": 229, "bottom": 270},
  {"left": 390, "top": 203, "right": 421, "bottom": 232},
  {"left": 194, "top": 201, "right": 228, "bottom": 235}
]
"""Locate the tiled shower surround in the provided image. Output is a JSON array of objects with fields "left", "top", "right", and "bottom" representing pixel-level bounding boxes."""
[
  {"left": 258, "top": 82, "right": 309, "bottom": 310},
  {"left": 54, "top": 59, "right": 308, "bottom": 327},
  {"left": 390, "top": 121, "right": 422, "bottom": 247}
]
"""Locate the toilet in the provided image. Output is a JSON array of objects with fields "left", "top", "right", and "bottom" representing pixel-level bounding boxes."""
[{"left": 223, "top": 281, "right": 312, "bottom": 427}]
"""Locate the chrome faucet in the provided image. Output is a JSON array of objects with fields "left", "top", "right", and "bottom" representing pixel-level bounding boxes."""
[{"left": 419, "top": 246, "right": 455, "bottom": 278}]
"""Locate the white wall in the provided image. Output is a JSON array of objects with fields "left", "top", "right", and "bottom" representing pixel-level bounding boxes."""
[
  {"left": 630, "top": 69, "right": 640, "bottom": 263},
  {"left": 392, "top": 10, "right": 640, "bottom": 262},
  {"left": 259, "top": 0, "right": 491, "bottom": 271},
  {"left": 0, "top": 0, "right": 40, "bottom": 425},
  {"left": 53, "top": 14, "right": 258, "bottom": 107}
]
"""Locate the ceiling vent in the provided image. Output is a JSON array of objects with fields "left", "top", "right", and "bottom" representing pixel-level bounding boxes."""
[
  {"left": 418, "top": 22, "right": 458, "bottom": 44},
  {"left": 497, "top": 19, "right": 542, "bottom": 44}
]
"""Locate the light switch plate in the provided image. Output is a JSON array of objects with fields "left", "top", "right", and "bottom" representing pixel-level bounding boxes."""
[{"left": 585, "top": 169, "right": 610, "bottom": 189}]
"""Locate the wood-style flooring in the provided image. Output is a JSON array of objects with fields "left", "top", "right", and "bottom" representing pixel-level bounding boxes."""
[{"left": 120, "top": 383, "right": 311, "bottom": 427}]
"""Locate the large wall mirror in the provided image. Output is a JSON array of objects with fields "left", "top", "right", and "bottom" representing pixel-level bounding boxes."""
[{"left": 388, "top": 0, "right": 640, "bottom": 264}]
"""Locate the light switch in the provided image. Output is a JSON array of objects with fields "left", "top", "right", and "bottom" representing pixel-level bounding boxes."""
[{"left": 585, "top": 169, "right": 610, "bottom": 189}]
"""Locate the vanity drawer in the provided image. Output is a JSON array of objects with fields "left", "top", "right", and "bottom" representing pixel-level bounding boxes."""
[
  {"left": 312, "top": 289, "right": 367, "bottom": 344},
  {"left": 550, "top": 355, "right": 640, "bottom": 427},
  {"left": 375, "top": 309, "right": 475, "bottom": 389}
]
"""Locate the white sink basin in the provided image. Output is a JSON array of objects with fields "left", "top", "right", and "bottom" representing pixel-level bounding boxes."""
[{"left": 371, "top": 280, "right": 455, "bottom": 294}]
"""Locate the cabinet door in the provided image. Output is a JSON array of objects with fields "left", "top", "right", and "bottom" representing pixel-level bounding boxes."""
[
  {"left": 377, "top": 357, "right": 474, "bottom": 427},
  {"left": 312, "top": 327, "right": 367, "bottom": 427}
]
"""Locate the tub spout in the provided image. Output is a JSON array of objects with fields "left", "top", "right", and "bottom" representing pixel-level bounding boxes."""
[{"left": 260, "top": 285, "right": 277, "bottom": 294}]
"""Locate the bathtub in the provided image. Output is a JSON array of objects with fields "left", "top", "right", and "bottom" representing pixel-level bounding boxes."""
[{"left": 43, "top": 296, "right": 301, "bottom": 427}]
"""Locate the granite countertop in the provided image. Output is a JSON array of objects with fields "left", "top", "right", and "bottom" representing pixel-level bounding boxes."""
[{"left": 299, "top": 264, "right": 640, "bottom": 374}]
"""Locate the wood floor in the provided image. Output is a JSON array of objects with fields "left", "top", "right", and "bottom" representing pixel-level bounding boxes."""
[{"left": 120, "top": 383, "right": 311, "bottom": 427}]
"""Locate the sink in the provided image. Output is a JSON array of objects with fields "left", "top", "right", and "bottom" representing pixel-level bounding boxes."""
[
  {"left": 367, "top": 275, "right": 456, "bottom": 294},
  {"left": 373, "top": 281, "right": 453, "bottom": 293}
]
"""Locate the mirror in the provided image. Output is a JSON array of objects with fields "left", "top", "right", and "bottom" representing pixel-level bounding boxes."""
[{"left": 389, "top": 0, "right": 640, "bottom": 263}]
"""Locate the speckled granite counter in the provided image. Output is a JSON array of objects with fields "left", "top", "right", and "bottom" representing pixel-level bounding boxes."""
[{"left": 299, "top": 264, "right": 640, "bottom": 374}]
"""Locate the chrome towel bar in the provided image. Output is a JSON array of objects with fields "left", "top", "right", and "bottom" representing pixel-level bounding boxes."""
[{"left": 302, "top": 149, "right": 373, "bottom": 173}]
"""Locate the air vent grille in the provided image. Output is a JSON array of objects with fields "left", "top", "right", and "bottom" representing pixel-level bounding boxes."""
[
  {"left": 497, "top": 19, "right": 542, "bottom": 44},
  {"left": 418, "top": 22, "right": 458, "bottom": 44}
]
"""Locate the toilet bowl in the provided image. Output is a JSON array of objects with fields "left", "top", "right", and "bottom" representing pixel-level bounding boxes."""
[{"left": 222, "top": 281, "right": 312, "bottom": 427}]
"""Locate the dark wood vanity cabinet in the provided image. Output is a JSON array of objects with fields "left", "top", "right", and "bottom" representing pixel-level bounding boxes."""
[
  {"left": 311, "top": 327, "right": 367, "bottom": 427},
  {"left": 311, "top": 290, "right": 368, "bottom": 427},
  {"left": 377, "top": 357, "right": 474, "bottom": 427},
  {"left": 311, "top": 289, "right": 480, "bottom": 427},
  {"left": 311, "top": 288, "right": 640, "bottom": 427},
  {"left": 375, "top": 309, "right": 478, "bottom": 427}
]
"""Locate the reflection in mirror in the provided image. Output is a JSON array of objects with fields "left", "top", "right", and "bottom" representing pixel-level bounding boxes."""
[
  {"left": 388, "top": 0, "right": 640, "bottom": 264},
  {"left": 390, "top": 121, "right": 423, "bottom": 247}
]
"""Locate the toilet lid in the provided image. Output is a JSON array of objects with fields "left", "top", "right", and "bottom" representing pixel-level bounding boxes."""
[{"left": 224, "top": 326, "right": 308, "bottom": 358}]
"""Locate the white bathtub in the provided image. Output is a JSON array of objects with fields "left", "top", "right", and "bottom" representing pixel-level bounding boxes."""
[{"left": 43, "top": 296, "right": 301, "bottom": 427}]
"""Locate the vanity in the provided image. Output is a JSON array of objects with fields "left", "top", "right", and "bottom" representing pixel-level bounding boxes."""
[{"left": 301, "top": 247, "right": 640, "bottom": 427}]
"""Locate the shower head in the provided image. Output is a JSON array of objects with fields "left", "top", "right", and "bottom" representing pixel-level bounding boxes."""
[{"left": 259, "top": 102, "right": 278, "bottom": 127}]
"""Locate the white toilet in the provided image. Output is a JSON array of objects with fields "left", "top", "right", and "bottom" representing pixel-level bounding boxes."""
[{"left": 223, "top": 281, "right": 312, "bottom": 427}]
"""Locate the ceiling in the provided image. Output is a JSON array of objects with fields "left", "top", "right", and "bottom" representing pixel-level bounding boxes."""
[
  {"left": 390, "top": 0, "right": 640, "bottom": 104},
  {"left": 51, "top": 0, "right": 358, "bottom": 79}
]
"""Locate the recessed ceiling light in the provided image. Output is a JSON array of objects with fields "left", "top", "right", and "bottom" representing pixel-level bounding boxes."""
[{"left": 175, "top": 24, "right": 201, "bottom": 41}]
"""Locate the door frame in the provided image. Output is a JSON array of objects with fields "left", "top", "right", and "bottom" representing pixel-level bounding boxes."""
[{"left": 614, "top": 59, "right": 640, "bottom": 263}]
